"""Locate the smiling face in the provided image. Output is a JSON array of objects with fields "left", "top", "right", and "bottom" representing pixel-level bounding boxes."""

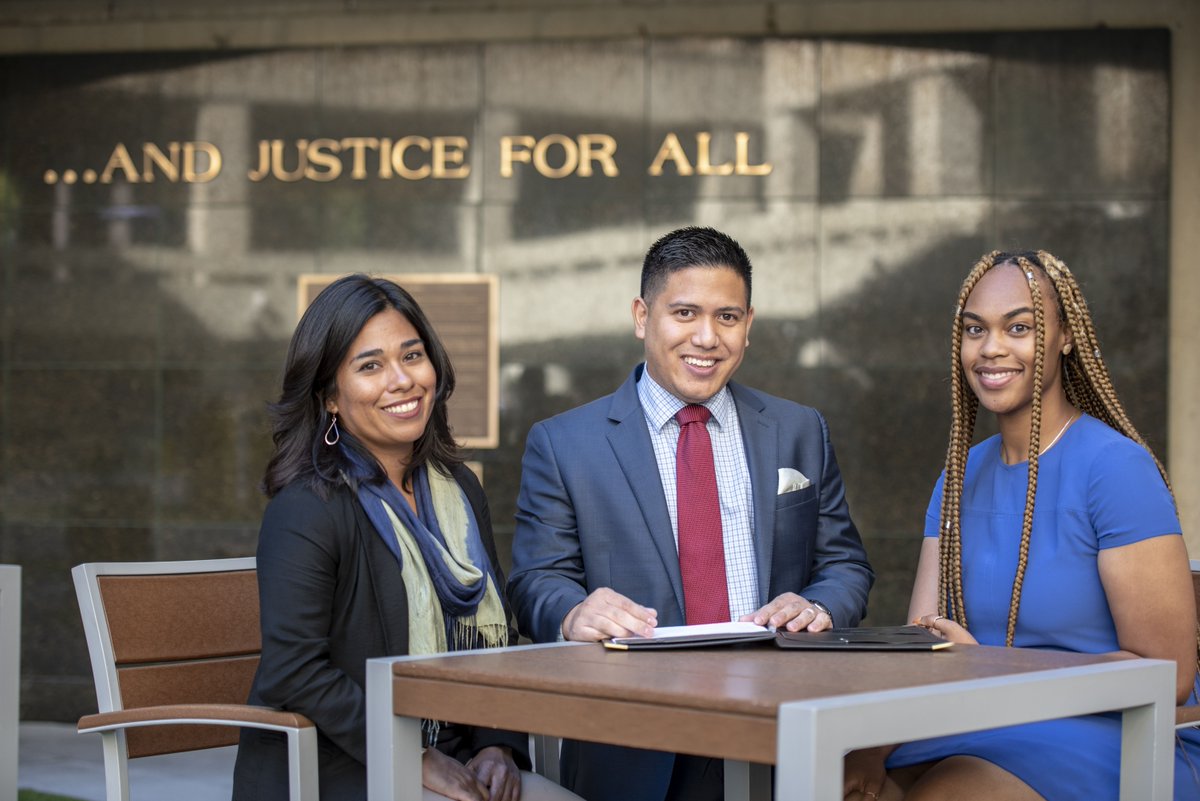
[
  {"left": 633, "top": 265, "right": 754, "bottom": 405},
  {"left": 959, "top": 262, "right": 1072, "bottom": 422},
  {"left": 325, "top": 307, "right": 437, "bottom": 477}
]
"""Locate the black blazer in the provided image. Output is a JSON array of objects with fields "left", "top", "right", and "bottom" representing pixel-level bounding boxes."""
[{"left": 232, "top": 463, "right": 528, "bottom": 801}]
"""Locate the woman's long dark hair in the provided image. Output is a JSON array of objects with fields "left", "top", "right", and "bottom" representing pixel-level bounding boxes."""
[{"left": 262, "top": 274, "right": 462, "bottom": 498}]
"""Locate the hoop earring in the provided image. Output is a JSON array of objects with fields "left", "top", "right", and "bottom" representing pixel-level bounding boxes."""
[{"left": 324, "top": 414, "right": 340, "bottom": 446}]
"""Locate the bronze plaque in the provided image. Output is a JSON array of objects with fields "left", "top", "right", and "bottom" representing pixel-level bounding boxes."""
[{"left": 297, "top": 274, "right": 499, "bottom": 449}]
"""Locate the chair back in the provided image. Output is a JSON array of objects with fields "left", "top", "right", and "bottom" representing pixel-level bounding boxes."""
[
  {"left": 73, "top": 558, "right": 260, "bottom": 758},
  {"left": 1191, "top": 560, "right": 1200, "bottom": 623}
]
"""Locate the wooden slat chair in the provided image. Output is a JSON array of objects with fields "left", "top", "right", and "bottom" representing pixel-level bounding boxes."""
[
  {"left": 72, "top": 557, "right": 317, "bottom": 801},
  {"left": 1180, "top": 559, "right": 1200, "bottom": 731}
]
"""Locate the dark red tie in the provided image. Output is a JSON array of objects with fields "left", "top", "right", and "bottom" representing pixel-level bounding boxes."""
[{"left": 675, "top": 404, "right": 730, "bottom": 624}]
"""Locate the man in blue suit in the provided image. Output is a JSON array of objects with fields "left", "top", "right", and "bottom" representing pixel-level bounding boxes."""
[{"left": 508, "top": 226, "right": 874, "bottom": 801}]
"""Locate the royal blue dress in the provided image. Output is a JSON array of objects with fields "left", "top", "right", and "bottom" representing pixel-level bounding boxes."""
[{"left": 887, "top": 414, "right": 1200, "bottom": 800}]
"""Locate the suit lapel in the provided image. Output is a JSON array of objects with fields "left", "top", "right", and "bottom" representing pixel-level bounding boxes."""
[
  {"left": 605, "top": 368, "right": 686, "bottom": 619},
  {"left": 354, "top": 492, "right": 410, "bottom": 655},
  {"left": 731, "top": 383, "right": 777, "bottom": 606}
]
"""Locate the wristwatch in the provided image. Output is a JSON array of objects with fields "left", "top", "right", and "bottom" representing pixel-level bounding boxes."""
[{"left": 808, "top": 599, "right": 833, "bottom": 626}]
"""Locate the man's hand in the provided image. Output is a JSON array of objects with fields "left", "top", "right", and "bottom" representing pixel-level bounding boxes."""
[
  {"left": 422, "top": 747, "right": 489, "bottom": 801},
  {"left": 741, "top": 593, "right": 832, "bottom": 632},
  {"left": 561, "top": 587, "right": 657, "bottom": 641},
  {"left": 466, "top": 746, "right": 521, "bottom": 801}
]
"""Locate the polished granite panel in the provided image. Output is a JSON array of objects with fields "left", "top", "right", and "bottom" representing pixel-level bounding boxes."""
[
  {"left": 154, "top": 273, "right": 307, "bottom": 367},
  {"left": 9, "top": 522, "right": 153, "bottom": 720},
  {"left": 205, "top": 49, "right": 321, "bottom": 104},
  {"left": 859, "top": 533, "right": 925, "bottom": 626},
  {"left": 6, "top": 191, "right": 189, "bottom": 252},
  {"left": 158, "top": 369, "right": 278, "bottom": 523},
  {"left": 316, "top": 198, "right": 477, "bottom": 261},
  {"left": 154, "top": 524, "right": 259, "bottom": 562},
  {"left": 3, "top": 52, "right": 225, "bottom": 210},
  {"left": 310, "top": 46, "right": 482, "bottom": 205},
  {"left": 0, "top": 372, "right": 5, "bottom": 492},
  {"left": 782, "top": 366, "right": 952, "bottom": 534},
  {"left": 481, "top": 41, "right": 647, "bottom": 234},
  {"left": 481, "top": 41, "right": 644, "bottom": 198},
  {"left": 820, "top": 36, "right": 992, "bottom": 199},
  {"left": 647, "top": 39, "right": 818, "bottom": 201},
  {"left": 481, "top": 202, "right": 649, "bottom": 347},
  {"left": 818, "top": 198, "right": 991, "bottom": 371},
  {"left": 7, "top": 239, "right": 162, "bottom": 365},
  {"left": 4, "top": 370, "right": 157, "bottom": 522},
  {"left": 320, "top": 44, "right": 482, "bottom": 111},
  {"left": 993, "top": 29, "right": 1169, "bottom": 197}
]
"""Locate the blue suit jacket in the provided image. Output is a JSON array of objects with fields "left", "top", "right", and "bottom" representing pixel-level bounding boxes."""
[{"left": 508, "top": 365, "right": 874, "bottom": 801}]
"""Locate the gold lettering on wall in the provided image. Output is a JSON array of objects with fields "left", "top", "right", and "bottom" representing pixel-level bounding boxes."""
[
  {"left": 183, "top": 142, "right": 222, "bottom": 182},
  {"left": 100, "top": 143, "right": 140, "bottom": 183},
  {"left": 340, "top": 137, "right": 379, "bottom": 179},
  {"left": 92, "top": 141, "right": 222, "bottom": 184},
  {"left": 500, "top": 135, "right": 536, "bottom": 178},
  {"left": 501, "top": 133, "right": 620, "bottom": 178},
  {"left": 432, "top": 136, "right": 470, "bottom": 179},
  {"left": 391, "top": 136, "right": 431, "bottom": 179},
  {"left": 648, "top": 132, "right": 771, "bottom": 177},
  {"left": 648, "top": 133, "right": 694, "bottom": 176},
  {"left": 143, "top": 142, "right": 180, "bottom": 182},
  {"left": 42, "top": 132, "right": 767, "bottom": 185},
  {"left": 734, "top": 132, "right": 771, "bottom": 176},
  {"left": 578, "top": 134, "right": 619, "bottom": 177},
  {"left": 533, "top": 134, "right": 578, "bottom": 179},
  {"left": 305, "top": 138, "right": 342, "bottom": 181}
]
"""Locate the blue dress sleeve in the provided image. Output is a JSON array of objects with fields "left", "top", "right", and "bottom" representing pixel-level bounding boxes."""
[
  {"left": 1088, "top": 439, "right": 1180, "bottom": 549},
  {"left": 923, "top": 471, "right": 947, "bottom": 538}
]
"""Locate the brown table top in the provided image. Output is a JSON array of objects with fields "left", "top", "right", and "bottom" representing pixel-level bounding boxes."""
[{"left": 386, "top": 642, "right": 1125, "bottom": 763}]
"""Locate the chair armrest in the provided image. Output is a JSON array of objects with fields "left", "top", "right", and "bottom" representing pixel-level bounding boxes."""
[
  {"left": 79, "top": 704, "right": 314, "bottom": 735},
  {"left": 1177, "top": 704, "right": 1200, "bottom": 730}
]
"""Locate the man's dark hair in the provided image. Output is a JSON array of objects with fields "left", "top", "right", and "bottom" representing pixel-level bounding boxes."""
[
  {"left": 640, "top": 226, "right": 752, "bottom": 305},
  {"left": 261, "top": 273, "right": 461, "bottom": 498}
]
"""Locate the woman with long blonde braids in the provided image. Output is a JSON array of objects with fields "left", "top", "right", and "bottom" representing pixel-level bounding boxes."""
[{"left": 842, "top": 251, "right": 1200, "bottom": 801}]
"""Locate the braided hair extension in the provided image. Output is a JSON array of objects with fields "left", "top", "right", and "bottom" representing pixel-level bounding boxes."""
[
  {"left": 938, "top": 250, "right": 1177, "bottom": 648},
  {"left": 937, "top": 252, "right": 993, "bottom": 628},
  {"left": 1036, "top": 251, "right": 1172, "bottom": 492},
  {"left": 1004, "top": 255, "right": 1047, "bottom": 647}
]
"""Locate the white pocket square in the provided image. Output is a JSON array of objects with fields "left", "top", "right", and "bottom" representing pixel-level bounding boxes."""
[{"left": 777, "top": 467, "right": 812, "bottom": 495}]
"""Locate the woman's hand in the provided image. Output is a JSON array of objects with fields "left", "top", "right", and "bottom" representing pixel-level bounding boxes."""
[
  {"left": 914, "top": 614, "right": 978, "bottom": 645},
  {"left": 466, "top": 746, "right": 522, "bottom": 801},
  {"left": 843, "top": 746, "right": 901, "bottom": 800},
  {"left": 422, "top": 747, "right": 489, "bottom": 801}
]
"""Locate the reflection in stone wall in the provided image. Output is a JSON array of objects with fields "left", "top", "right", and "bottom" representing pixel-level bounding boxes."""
[{"left": 0, "top": 29, "right": 1170, "bottom": 720}]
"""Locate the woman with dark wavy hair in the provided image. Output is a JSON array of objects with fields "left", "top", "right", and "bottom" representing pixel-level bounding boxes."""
[{"left": 233, "top": 274, "right": 578, "bottom": 801}]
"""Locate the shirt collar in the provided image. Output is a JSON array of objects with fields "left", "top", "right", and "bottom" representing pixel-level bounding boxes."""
[{"left": 636, "top": 363, "right": 734, "bottom": 433}]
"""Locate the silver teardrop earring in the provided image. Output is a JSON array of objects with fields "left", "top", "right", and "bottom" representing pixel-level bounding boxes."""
[
  {"left": 324, "top": 414, "right": 340, "bottom": 446},
  {"left": 1063, "top": 343, "right": 1073, "bottom": 355}
]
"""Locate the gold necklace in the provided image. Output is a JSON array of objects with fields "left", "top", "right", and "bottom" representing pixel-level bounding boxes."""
[{"left": 1040, "top": 410, "right": 1079, "bottom": 455}]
